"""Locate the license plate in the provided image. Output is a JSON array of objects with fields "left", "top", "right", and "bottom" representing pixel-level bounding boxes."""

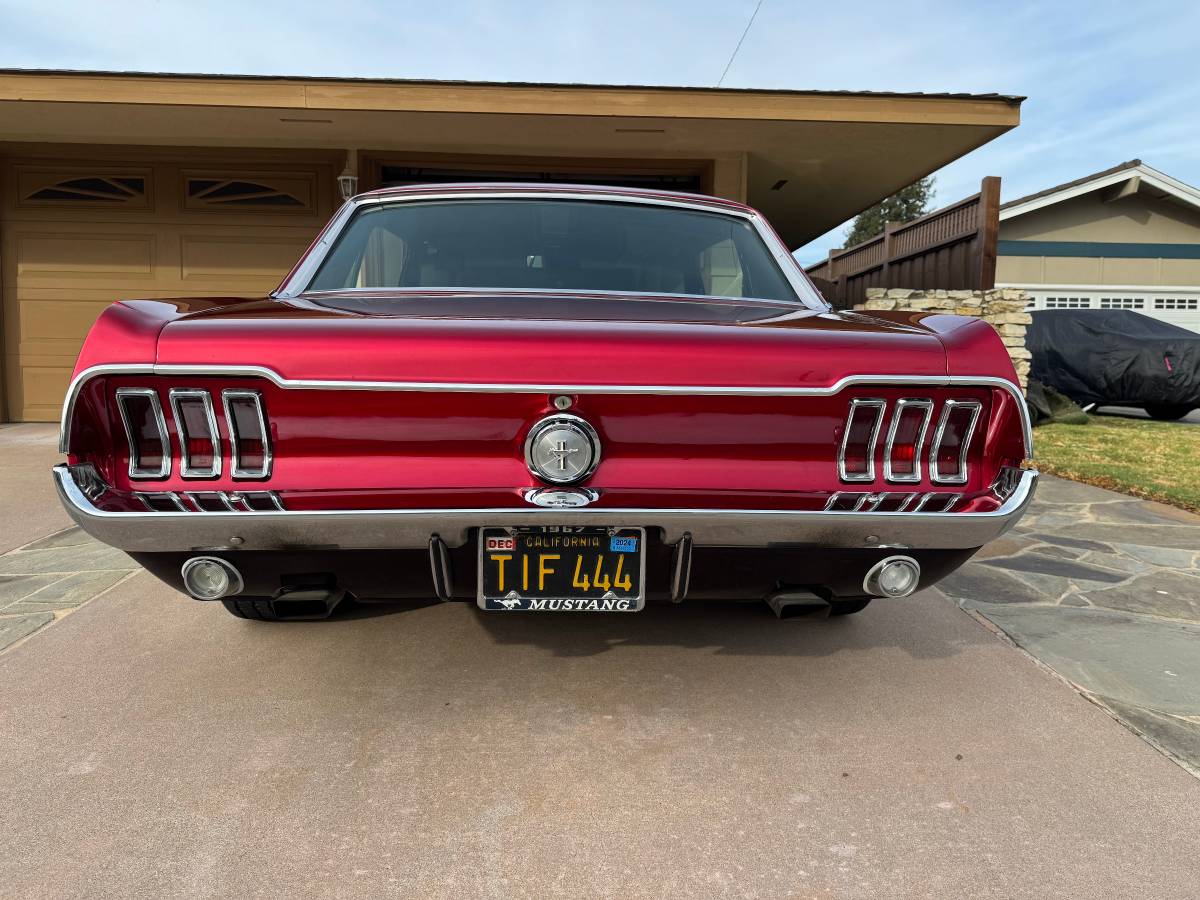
[{"left": 477, "top": 526, "right": 646, "bottom": 611}]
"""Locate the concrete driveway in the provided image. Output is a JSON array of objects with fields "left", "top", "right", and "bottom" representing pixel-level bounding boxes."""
[
  {"left": 1097, "top": 405, "right": 1200, "bottom": 424},
  {"left": 2, "top": 424, "right": 1198, "bottom": 899}
]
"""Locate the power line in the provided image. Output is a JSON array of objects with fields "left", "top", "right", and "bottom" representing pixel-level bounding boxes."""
[{"left": 716, "top": 0, "right": 765, "bottom": 88}]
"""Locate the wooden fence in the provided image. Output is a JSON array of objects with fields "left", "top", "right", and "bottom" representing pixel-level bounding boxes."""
[{"left": 806, "top": 176, "right": 1001, "bottom": 309}]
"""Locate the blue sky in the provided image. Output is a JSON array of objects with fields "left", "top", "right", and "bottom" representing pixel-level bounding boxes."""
[{"left": 2, "top": 0, "right": 1198, "bottom": 263}]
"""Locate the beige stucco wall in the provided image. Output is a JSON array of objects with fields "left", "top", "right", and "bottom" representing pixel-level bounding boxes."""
[
  {"left": 710, "top": 154, "right": 748, "bottom": 202},
  {"left": 1001, "top": 192, "right": 1200, "bottom": 242},
  {"left": 998, "top": 191, "right": 1200, "bottom": 287},
  {"left": 996, "top": 254, "right": 1200, "bottom": 286}
]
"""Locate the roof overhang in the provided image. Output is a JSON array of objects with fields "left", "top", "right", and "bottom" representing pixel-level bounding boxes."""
[
  {"left": 1000, "top": 161, "right": 1200, "bottom": 221},
  {"left": 0, "top": 70, "right": 1022, "bottom": 248}
]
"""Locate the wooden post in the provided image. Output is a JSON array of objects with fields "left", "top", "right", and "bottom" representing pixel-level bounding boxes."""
[
  {"left": 972, "top": 176, "right": 1001, "bottom": 290},
  {"left": 825, "top": 248, "right": 840, "bottom": 308},
  {"left": 881, "top": 221, "right": 897, "bottom": 291}
]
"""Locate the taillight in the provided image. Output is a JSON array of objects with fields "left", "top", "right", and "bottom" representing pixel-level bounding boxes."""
[
  {"left": 930, "top": 400, "right": 982, "bottom": 485},
  {"left": 883, "top": 399, "right": 933, "bottom": 483},
  {"left": 169, "top": 389, "right": 221, "bottom": 478},
  {"left": 115, "top": 388, "right": 170, "bottom": 479},
  {"left": 222, "top": 390, "right": 272, "bottom": 479},
  {"left": 838, "top": 398, "right": 885, "bottom": 482}
]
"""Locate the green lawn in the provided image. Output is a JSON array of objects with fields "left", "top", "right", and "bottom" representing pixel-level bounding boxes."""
[{"left": 1034, "top": 415, "right": 1200, "bottom": 513}]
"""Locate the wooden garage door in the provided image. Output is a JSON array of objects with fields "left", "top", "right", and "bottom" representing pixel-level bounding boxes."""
[{"left": 1, "top": 154, "right": 336, "bottom": 421}]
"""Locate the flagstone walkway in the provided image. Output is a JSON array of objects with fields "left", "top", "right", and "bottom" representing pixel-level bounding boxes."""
[
  {"left": 939, "top": 475, "right": 1200, "bottom": 773},
  {"left": 0, "top": 525, "right": 137, "bottom": 653}
]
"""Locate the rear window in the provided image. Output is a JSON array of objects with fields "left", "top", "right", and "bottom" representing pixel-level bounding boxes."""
[{"left": 306, "top": 198, "right": 801, "bottom": 303}]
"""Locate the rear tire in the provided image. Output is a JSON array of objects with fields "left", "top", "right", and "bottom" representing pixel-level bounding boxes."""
[
  {"left": 1143, "top": 404, "right": 1194, "bottom": 421},
  {"left": 829, "top": 598, "right": 872, "bottom": 616},
  {"left": 221, "top": 597, "right": 282, "bottom": 621}
]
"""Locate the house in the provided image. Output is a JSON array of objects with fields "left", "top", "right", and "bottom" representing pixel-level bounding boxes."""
[
  {"left": 0, "top": 69, "right": 1022, "bottom": 422},
  {"left": 997, "top": 160, "right": 1200, "bottom": 331}
]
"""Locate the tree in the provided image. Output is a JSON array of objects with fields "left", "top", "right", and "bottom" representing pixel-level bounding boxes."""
[{"left": 844, "top": 176, "right": 936, "bottom": 246}]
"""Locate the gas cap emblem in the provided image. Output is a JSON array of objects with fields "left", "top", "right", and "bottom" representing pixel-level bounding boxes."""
[{"left": 524, "top": 414, "right": 601, "bottom": 485}]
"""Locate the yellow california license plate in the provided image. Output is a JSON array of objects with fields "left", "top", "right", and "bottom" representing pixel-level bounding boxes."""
[{"left": 477, "top": 526, "right": 646, "bottom": 611}]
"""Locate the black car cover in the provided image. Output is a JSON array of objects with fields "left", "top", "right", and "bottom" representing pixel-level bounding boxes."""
[{"left": 1026, "top": 309, "right": 1200, "bottom": 408}]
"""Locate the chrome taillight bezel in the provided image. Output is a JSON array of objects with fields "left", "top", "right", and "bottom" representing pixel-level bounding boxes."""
[
  {"left": 168, "top": 389, "right": 222, "bottom": 479},
  {"left": 222, "top": 389, "right": 272, "bottom": 480},
  {"left": 882, "top": 398, "right": 934, "bottom": 484},
  {"left": 929, "top": 399, "right": 983, "bottom": 485},
  {"left": 837, "top": 397, "right": 886, "bottom": 483},
  {"left": 115, "top": 387, "right": 171, "bottom": 480}
]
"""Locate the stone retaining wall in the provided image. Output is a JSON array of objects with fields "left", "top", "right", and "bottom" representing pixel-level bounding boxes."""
[{"left": 857, "top": 288, "right": 1032, "bottom": 389}]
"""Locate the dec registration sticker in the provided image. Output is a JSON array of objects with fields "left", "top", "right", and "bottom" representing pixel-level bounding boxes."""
[{"left": 478, "top": 526, "right": 646, "bottom": 612}]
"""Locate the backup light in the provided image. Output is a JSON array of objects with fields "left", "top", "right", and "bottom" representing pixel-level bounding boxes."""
[
  {"left": 181, "top": 557, "right": 243, "bottom": 600},
  {"left": 863, "top": 556, "right": 921, "bottom": 598}
]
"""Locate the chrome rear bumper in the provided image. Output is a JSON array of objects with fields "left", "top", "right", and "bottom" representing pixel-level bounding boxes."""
[{"left": 54, "top": 465, "right": 1037, "bottom": 553}]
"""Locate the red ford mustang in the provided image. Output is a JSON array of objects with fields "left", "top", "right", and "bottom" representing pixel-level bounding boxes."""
[{"left": 54, "top": 184, "right": 1036, "bottom": 620}]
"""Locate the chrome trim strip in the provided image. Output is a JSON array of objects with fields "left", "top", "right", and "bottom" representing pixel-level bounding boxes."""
[
  {"left": 429, "top": 535, "right": 453, "bottom": 601},
  {"left": 302, "top": 285, "right": 807, "bottom": 307},
  {"left": 221, "top": 389, "right": 272, "bottom": 480},
  {"left": 273, "top": 189, "right": 830, "bottom": 312},
  {"left": 168, "top": 389, "right": 221, "bottom": 479},
  {"left": 56, "top": 466, "right": 1038, "bottom": 553},
  {"left": 670, "top": 532, "right": 693, "bottom": 603},
  {"left": 827, "top": 491, "right": 931, "bottom": 513},
  {"left": 186, "top": 491, "right": 236, "bottom": 512},
  {"left": 911, "top": 492, "right": 963, "bottom": 513},
  {"left": 115, "top": 388, "right": 171, "bottom": 479},
  {"left": 181, "top": 491, "right": 286, "bottom": 512},
  {"left": 226, "top": 493, "right": 253, "bottom": 512},
  {"left": 135, "top": 491, "right": 188, "bottom": 512},
  {"left": 930, "top": 399, "right": 983, "bottom": 485},
  {"left": 838, "top": 398, "right": 885, "bottom": 483},
  {"left": 992, "top": 465, "right": 1024, "bottom": 502},
  {"left": 276, "top": 197, "right": 357, "bottom": 294},
  {"left": 883, "top": 398, "right": 934, "bottom": 484},
  {"left": 60, "top": 367, "right": 1033, "bottom": 460}
]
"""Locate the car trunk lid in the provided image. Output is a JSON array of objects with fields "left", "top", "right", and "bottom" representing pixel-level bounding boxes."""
[{"left": 154, "top": 291, "right": 949, "bottom": 386}]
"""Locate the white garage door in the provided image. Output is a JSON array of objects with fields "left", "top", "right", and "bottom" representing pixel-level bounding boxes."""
[{"left": 1023, "top": 288, "right": 1200, "bottom": 333}]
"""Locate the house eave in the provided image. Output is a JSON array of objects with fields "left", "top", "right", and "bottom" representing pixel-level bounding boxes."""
[{"left": 1000, "top": 162, "right": 1200, "bottom": 221}]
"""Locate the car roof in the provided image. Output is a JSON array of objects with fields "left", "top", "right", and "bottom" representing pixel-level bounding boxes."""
[{"left": 352, "top": 182, "right": 757, "bottom": 214}]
